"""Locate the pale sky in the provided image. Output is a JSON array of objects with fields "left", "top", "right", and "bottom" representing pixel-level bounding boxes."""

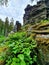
[{"left": 0, "top": 0, "right": 39, "bottom": 25}]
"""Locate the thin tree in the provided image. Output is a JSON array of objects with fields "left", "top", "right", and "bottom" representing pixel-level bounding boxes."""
[
  {"left": 9, "top": 18, "right": 14, "bottom": 32},
  {"left": 0, "top": 19, "right": 4, "bottom": 35},
  {"left": 4, "top": 17, "right": 9, "bottom": 36}
]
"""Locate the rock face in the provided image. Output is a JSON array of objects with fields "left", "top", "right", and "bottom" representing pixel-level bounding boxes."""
[
  {"left": 23, "top": 0, "right": 49, "bottom": 64},
  {"left": 23, "top": 0, "right": 49, "bottom": 25},
  {"left": 27, "top": 22, "right": 49, "bottom": 65},
  {"left": 13, "top": 21, "right": 21, "bottom": 32}
]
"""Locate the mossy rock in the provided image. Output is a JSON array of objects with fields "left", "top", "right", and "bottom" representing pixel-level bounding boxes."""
[
  {"left": 0, "top": 60, "right": 5, "bottom": 65},
  {"left": 0, "top": 46, "right": 8, "bottom": 53}
]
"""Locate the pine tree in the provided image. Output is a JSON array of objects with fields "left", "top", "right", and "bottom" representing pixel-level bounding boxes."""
[
  {"left": 9, "top": 18, "right": 14, "bottom": 32},
  {"left": 4, "top": 17, "right": 9, "bottom": 36},
  {"left": 0, "top": 19, "right": 4, "bottom": 35}
]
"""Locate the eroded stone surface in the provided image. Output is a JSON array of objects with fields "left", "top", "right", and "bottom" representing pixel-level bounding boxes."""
[
  {"left": 27, "top": 22, "right": 49, "bottom": 65},
  {"left": 23, "top": 0, "right": 49, "bottom": 25}
]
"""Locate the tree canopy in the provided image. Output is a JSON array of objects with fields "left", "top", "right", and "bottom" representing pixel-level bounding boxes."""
[
  {"left": 0, "top": 0, "right": 8, "bottom": 5},
  {"left": 0, "top": 0, "right": 39, "bottom": 6}
]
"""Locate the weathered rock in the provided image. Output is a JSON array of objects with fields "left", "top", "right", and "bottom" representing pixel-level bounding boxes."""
[
  {"left": 25, "top": 21, "right": 49, "bottom": 65},
  {"left": 23, "top": 0, "right": 49, "bottom": 25},
  {"left": 23, "top": 0, "right": 49, "bottom": 65},
  {"left": 0, "top": 60, "right": 5, "bottom": 65}
]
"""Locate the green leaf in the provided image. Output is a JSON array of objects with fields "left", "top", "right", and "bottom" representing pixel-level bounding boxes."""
[
  {"left": 11, "top": 62, "right": 17, "bottom": 65},
  {"left": 20, "top": 61, "right": 26, "bottom": 65},
  {"left": 11, "top": 62, "right": 20, "bottom": 65},
  {"left": 12, "top": 57, "right": 20, "bottom": 62},
  {"left": 13, "top": 50, "right": 18, "bottom": 54},
  {"left": 33, "top": 55, "right": 37, "bottom": 62},
  {"left": 29, "top": 60, "right": 33, "bottom": 64},
  {"left": 18, "top": 54, "right": 24, "bottom": 61},
  {"left": 24, "top": 48, "right": 31, "bottom": 56}
]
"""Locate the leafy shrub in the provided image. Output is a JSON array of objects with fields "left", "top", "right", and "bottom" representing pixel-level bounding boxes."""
[{"left": 4, "top": 32, "right": 37, "bottom": 65}]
